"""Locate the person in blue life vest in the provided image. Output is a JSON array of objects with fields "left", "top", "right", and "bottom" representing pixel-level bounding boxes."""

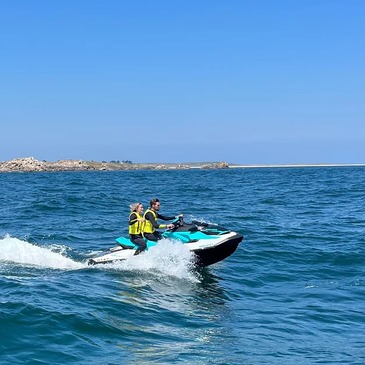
[
  {"left": 142, "top": 198, "right": 183, "bottom": 241},
  {"left": 129, "top": 202, "right": 147, "bottom": 255}
]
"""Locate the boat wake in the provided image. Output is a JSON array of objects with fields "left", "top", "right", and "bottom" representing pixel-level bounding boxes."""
[
  {"left": 0, "top": 235, "right": 85, "bottom": 270},
  {"left": 0, "top": 235, "right": 198, "bottom": 281}
]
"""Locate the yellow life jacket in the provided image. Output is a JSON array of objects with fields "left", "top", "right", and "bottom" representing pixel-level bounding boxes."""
[
  {"left": 143, "top": 208, "right": 157, "bottom": 234},
  {"left": 129, "top": 212, "right": 143, "bottom": 235}
]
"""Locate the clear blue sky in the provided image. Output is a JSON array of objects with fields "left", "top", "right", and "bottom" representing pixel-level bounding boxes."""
[{"left": 1, "top": 0, "right": 364, "bottom": 164}]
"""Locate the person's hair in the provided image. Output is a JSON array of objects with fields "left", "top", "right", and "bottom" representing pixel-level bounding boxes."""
[
  {"left": 130, "top": 202, "right": 141, "bottom": 212},
  {"left": 150, "top": 198, "right": 160, "bottom": 207}
]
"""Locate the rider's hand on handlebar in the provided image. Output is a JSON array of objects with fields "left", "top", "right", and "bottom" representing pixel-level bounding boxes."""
[{"left": 166, "top": 224, "right": 174, "bottom": 229}]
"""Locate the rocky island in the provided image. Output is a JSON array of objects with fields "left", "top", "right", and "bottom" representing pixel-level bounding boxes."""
[{"left": 0, "top": 157, "right": 230, "bottom": 173}]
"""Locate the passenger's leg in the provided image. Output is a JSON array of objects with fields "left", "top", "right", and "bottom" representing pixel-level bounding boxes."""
[{"left": 131, "top": 236, "right": 147, "bottom": 255}]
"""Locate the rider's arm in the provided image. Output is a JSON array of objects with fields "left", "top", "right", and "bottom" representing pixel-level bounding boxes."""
[{"left": 156, "top": 213, "right": 176, "bottom": 221}]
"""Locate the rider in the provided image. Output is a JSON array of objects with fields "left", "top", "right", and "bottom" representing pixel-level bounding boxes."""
[
  {"left": 129, "top": 202, "right": 147, "bottom": 255},
  {"left": 143, "top": 198, "right": 183, "bottom": 241}
]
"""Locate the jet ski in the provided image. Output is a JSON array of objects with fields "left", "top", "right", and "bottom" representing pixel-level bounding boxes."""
[{"left": 88, "top": 217, "right": 243, "bottom": 267}]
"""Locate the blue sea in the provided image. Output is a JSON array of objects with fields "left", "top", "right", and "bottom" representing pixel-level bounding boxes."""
[{"left": 1, "top": 167, "right": 364, "bottom": 364}]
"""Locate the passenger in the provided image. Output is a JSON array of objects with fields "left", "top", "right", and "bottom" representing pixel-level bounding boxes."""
[
  {"left": 143, "top": 198, "right": 183, "bottom": 241},
  {"left": 129, "top": 202, "right": 147, "bottom": 255}
]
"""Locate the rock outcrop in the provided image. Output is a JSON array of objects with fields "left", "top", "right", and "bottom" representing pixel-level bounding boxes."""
[
  {"left": 201, "top": 162, "right": 229, "bottom": 169},
  {"left": 0, "top": 157, "right": 48, "bottom": 172},
  {"left": 0, "top": 157, "right": 231, "bottom": 173}
]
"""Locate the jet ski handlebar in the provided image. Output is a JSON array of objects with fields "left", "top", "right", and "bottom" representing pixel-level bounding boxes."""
[{"left": 166, "top": 216, "right": 185, "bottom": 231}]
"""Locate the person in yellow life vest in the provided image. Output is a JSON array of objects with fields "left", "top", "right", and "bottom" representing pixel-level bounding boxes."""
[
  {"left": 143, "top": 198, "right": 183, "bottom": 241},
  {"left": 129, "top": 202, "right": 147, "bottom": 255}
]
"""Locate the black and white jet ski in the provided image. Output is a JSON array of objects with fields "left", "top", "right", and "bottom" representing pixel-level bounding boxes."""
[{"left": 88, "top": 217, "right": 243, "bottom": 267}]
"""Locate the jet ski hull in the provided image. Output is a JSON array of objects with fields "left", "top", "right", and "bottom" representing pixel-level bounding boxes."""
[
  {"left": 191, "top": 233, "right": 243, "bottom": 266},
  {"left": 88, "top": 231, "right": 243, "bottom": 267},
  {"left": 88, "top": 246, "right": 134, "bottom": 265}
]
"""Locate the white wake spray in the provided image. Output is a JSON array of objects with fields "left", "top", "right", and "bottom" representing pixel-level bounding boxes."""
[
  {"left": 103, "top": 239, "right": 199, "bottom": 282},
  {"left": 0, "top": 235, "right": 85, "bottom": 270}
]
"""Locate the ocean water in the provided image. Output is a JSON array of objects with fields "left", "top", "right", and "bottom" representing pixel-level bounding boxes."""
[{"left": 1, "top": 167, "right": 364, "bottom": 364}]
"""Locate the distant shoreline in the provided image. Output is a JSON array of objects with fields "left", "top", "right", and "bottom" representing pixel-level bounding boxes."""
[
  {"left": 0, "top": 157, "right": 364, "bottom": 173},
  {"left": 229, "top": 163, "right": 365, "bottom": 168}
]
